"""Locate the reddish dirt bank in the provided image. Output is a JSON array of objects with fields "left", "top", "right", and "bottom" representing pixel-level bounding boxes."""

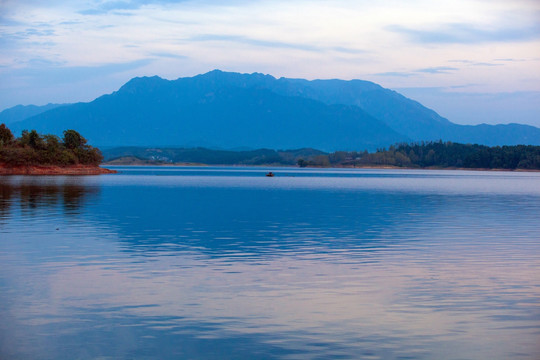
[{"left": 0, "top": 163, "right": 117, "bottom": 175}]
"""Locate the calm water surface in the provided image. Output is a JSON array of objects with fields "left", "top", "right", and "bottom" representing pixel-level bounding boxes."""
[{"left": 1, "top": 167, "right": 539, "bottom": 359}]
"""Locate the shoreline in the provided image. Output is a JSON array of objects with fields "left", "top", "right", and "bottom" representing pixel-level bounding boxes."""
[
  {"left": 103, "top": 162, "right": 540, "bottom": 172},
  {"left": 0, "top": 164, "right": 117, "bottom": 175}
]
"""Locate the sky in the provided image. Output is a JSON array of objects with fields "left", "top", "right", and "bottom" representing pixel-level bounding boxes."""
[{"left": 1, "top": 0, "right": 539, "bottom": 126}]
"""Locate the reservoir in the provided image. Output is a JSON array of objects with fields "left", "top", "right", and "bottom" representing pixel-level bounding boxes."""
[{"left": 1, "top": 167, "right": 539, "bottom": 359}]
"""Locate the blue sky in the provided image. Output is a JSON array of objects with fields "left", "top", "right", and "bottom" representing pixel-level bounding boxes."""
[{"left": 1, "top": 0, "right": 539, "bottom": 126}]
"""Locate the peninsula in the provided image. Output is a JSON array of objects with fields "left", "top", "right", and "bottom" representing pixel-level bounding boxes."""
[{"left": 0, "top": 124, "right": 115, "bottom": 175}]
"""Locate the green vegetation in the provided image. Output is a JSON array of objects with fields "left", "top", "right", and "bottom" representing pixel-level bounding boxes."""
[
  {"left": 104, "top": 141, "right": 540, "bottom": 170},
  {"left": 103, "top": 147, "right": 326, "bottom": 166},
  {"left": 302, "top": 141, "right": 540, "bottom": 170},
  {"left": 0, "top": 124, "right": 103, "bottom": 166}
]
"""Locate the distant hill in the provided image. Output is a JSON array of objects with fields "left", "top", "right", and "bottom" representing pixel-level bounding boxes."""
[
  {"left": 6, "top": 70, "right": 540, "bottom": 150},
  {"left": 8, "top": 73, "right": 406, "bottom": 151},
  {"left": 191, "top": 71, "right": 540, "bottom": 145},
  {"left": 101, "top": 142, "right": 540, "bottom": 170},
  {"left": 103, "top": 147, "right": 326, "bottom": 165},
  {"left": 0, "top": 104, "right": 65, "bottom": 125}
]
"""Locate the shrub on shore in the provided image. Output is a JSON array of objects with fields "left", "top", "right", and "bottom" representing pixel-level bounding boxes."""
[{"left": 0, "top": 124, "right": 103, "bottom": 167}]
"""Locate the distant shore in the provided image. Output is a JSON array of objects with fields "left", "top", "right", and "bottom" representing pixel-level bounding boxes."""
[
  {"left": 0, "top": 164, "right": 117, "bottom": 175},
  {"left": 101, "top": 142, "right": 540, "bottom": 171},
  {"left": 103, "top": 161, "right": 540, "bottom": 172}
]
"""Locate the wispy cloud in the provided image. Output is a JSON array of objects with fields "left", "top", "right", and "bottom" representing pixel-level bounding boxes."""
[
  {"left": 394, "top": 86, "right": 540, "bottom": 127},
  {"left": 1, "top": 0, "right": 539, "bottom": 114},
  {"left": 0, "top": 14, "right": 25, "bottom": 26},
  {"left": 330, "top": 46, "right": 367, "bottom": 55},
  {"left": 190, "top": 34, "right": 321, "bottom": 52},
  {"left": 449, "top": 60, "right": 502, "bottom": 66},
  {"left": 416, "top": 66, "right": 458, "bottom": 74},
  {"left": 375, "top": 71, "right": 414, "bottom": 77},
  {"left": 5, "top": 58, "right": 154, "bottom": 83},
  {"left": 0, "top": 25, "right": 56, "bottom": 52},
  {"left": 150, "top": 52, "right": 188, "bottom": 60},
  {"left": 375, "top": 66, "right": 458, "bottom": 77},
  {"left": 387, "top": 23, "right": 540, "bottom": 44},
  {"left": 472, "top": 62, "right": 501, "bottom": 67},
  {"left": 25, "top": 58, "right": 65, "bottom": 67},
  {"left": 79, "top": 0, "right": 191, "bottom": 15},
  {"left": 493, "top": 58, "right": 527, "bottom": 62},
  {"left": 22, "top": 27, "right": 55, "bottom": 37}
]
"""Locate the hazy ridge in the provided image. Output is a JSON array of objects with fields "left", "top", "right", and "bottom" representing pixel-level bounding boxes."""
[{"left": 3, "top": 70, "right": 540, "bottom": 150}]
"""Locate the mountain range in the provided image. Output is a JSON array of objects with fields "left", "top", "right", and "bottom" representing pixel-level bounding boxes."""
[{"left": 2, "top": 70, "right": 539, "bottom": 151}]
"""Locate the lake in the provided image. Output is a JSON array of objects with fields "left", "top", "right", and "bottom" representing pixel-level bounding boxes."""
[{"left": 1, "top": 167, "right": 539, "bottom": 359}]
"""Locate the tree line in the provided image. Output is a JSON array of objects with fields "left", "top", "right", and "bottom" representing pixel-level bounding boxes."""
[
  {"left": 298, "top": 141, "right": 540, "bottom": 170},
  {"left": 4, "top": 121, "right": 537, "bottom": 170},
  {"left": 0, "top": 124, "right": 103, "bottom": 166}
]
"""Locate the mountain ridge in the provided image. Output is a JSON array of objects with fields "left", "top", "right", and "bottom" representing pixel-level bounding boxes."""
[
  {"left": 0, "top": 103, "right": 65, "bottom": 125},
  {"left": 5, "top": 70, "right": 540, "bottom": 150}
]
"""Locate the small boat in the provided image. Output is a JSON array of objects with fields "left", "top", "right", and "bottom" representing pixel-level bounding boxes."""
[{"left": 266, "top": 172, "right": 274, "bottom": 177}]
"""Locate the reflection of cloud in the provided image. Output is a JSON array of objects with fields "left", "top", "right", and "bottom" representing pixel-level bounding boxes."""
[
  {"left": 387, "top": 23, "right": 540, "bottom": 44},
  {"left": 2, "top": 169, "right": 540, "bottom": 358},
  {"left": 26, "top": 223, "right": 540, "bottom": 358}
]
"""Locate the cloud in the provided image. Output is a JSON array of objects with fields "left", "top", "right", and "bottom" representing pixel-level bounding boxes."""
[
  {"left": 394, "top": 87, "right": 540, "bottom": 127},
  {"left": 493, "top": 58, "right": 527, "bottom": 62},
  {"left": 149, "top": 52, "right": 188, "bottom": 59},
  {"left": 190, "top": 34, "right": 320, "bottom": 52},
  {"left": 375, "top": 67, "right": 458, "bottom": 77},
  {"left": 1, "top": 27, "right": 55, "bottom": 42},
  {"left": 22, "top": 27, "right": 55, "bottom": 37},
  {"left": 0, "top": 25, "right": 56, "bottom": 51},
  {"left": 416, "top": 66, "right": 458, "bottom": 74},
  {"left": 471, "top": 62, "right": 501, "bottom": 67},
  {"left": 3, "top": 58, "right": 154, "bottom": 84},
  {"left": 78, "top": 0, "right": 192, "bottom": 15},
  {"left": 386, "top": 23, "right": 540, "bottom": 44},
  {"left": 25, "top": 58, "right": 65, "bottom": 67},
  {"left": 330, "top": 46, "right": 367, "bottom": 55},
  {"left": 0, "top": 14, "right": 24, "bottom": 26},
  {"left": 449, "top": 60, "right": 502, "bottom": 66},
  {"left": 375, "top": 71, "right": 414, "bottom": 77}
]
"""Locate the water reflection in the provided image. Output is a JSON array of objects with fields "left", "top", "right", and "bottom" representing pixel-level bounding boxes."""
[
  {"left": 90, "top": 181, "right": 540, "bottom": 261},
  {"left": 0, "top": 177, "right": 99, "bottom": 220},
  {"left": 1, "top": 168, "right": 540, "bottom": 360}
]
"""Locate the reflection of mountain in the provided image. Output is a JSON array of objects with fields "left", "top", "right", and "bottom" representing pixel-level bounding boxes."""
[
  {"left": 3, "top": 171, "right": 539, "bottom": 360},
  {"left": 70, "top": 170, "right": 538, "bottom": 260},
  {"left": 89, "top": 180, "right": 449, "bottom": 257},
  {"left": 0, "top": 178, "right": 98, "bottom": 219}
]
